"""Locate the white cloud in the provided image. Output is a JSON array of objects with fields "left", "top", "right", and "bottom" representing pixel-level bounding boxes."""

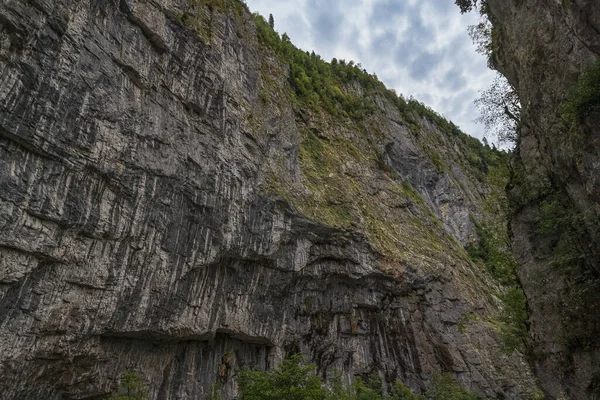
[{"left": 245, "top": 0, "right": 497, "bottom": 140}]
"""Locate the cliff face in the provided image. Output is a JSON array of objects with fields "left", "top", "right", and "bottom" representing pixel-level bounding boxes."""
[
  {"left": 485, "top": 0, "right": 600, "bottom": 398},
  {"left": 0, "top": 0, "right": 538, "bottom": 399}
]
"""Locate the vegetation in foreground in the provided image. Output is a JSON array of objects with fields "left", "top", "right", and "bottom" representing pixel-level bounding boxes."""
[
  {"left": 237, "top": 354, "right": 481, "bottom": 400},
  {"left": 110, "top": 356, "right": 483, "bottom": 400},
  {"left": 109, "top": 372, "right": 148, "bottom": 400}
]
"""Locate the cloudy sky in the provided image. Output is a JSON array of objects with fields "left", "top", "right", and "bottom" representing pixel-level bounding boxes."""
[{"left": 245, "top": 0, "right": 497, "bottom": 141}]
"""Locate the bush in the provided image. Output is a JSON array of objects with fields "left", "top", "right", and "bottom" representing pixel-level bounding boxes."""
[
  {"left": 253, "top": 11, "right": 498, "bottom": 143},
  {"left": 236, "top": 355, "right": 488, "bottom": 400},
  {"left": 499, "top": 286, "right": 529, "bottom": 352},
  {"left": 109, "top": 372, "right": 148, "bottom": 400},
  {"left": 466, "top": 222, "right": 518, "bottom": 285},
  {"left": 424, "top": 374, "right": 482, "bottom": 400},
  {"left": 534, "top": 191, "right": 600, "bottom": 350},
  {"left": 238, "top": 354, "right": 325, "bottom": 400},
  {"left": 561, "top": 58, "right": 600, "bottom": 125}
]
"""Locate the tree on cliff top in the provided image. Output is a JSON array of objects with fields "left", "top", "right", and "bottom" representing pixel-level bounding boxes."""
[{"left": 268, "top": 13, "right": 274, "bottom": 29}]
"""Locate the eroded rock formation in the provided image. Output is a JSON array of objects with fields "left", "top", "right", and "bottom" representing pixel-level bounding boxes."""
[
  {"left": 485, "top": 0, "right": 600, "bottom": 398},
  {"left": 0, "top": 0, "right": 539, "bottom": 398}
]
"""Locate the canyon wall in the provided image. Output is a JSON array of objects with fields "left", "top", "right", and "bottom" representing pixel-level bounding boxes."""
[
  {"left": 486, "top": 0, "right": 600, "bottom": 398},
  {"left": 0, "top": 0, "right": 538, "bottom": 398}
]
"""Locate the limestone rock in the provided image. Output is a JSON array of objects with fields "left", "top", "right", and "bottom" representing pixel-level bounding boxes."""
[{"left": 0, "top": 0, "right": 538, "bottom": 399}]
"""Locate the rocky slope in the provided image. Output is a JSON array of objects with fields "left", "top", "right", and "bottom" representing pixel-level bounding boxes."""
[
  {"left": 0, "top": 0, "right": 538, "bottom": 398},
  {"left": 483, "top": 0, "right": 600, "bottom": 398}
]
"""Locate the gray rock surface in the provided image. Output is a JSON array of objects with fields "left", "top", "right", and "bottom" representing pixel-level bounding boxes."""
[
  {"left": 0, "top": 0, "right": 538, "bottom": 398},
  {"left": 486, "top": 0, "right": 600, "bottom": 398}
]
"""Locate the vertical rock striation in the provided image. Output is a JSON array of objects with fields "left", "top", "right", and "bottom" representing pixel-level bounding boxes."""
[
  {"left": 0, "top": 0, "right": 538, "bottom": 398},
  {"left": 485, "top": 0, "right": 600, "bottom": 398}
]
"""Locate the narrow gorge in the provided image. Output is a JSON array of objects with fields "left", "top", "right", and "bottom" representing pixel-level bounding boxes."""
[{"left": 0, "top": 0, "right": 597, "bottom": 399}]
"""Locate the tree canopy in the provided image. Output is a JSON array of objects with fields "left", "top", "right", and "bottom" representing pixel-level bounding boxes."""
[
  {"left": 474, "top": 76, "right": 521, "bottom": 145},
  {"left": 454, "top": 0, "right": 478, "bottom": 14},
  {"left": 237, "top": 354, "right": 481, "bottom": 400}
]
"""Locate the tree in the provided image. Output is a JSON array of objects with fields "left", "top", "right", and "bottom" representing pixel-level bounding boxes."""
[
  {"left": 268, "top": 13, "right": 274, "bottom": 29},
  {"left": 390, "top": 381, "right": 423, "bottom": 400},
  {"left": 425, "top": 374, "right": 482, "bottom": 400},
  {"left": 474, "top": 76, "right": 521, "bottom": 146},
  {"left": 454, "top": 0, "right": 478, "bottom": 14},
  {"left": 109, "top": 372, "right": 148, "bottom": 400},
  {"left": 467, "top": 20, "right": 493, "bottom": 67},
  {"left": 237, "top": 354, "right": 325, "bottom": 400}
]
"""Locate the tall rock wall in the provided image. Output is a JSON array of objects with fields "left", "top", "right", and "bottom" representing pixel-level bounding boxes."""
[
  {"left": 485, "top": 0, "right": 600, "bottom": 398},
  {"left": 0, "top": 0, "right": 537, "bottom": 398}
]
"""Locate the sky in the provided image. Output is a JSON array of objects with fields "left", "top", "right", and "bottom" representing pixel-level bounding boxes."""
[{"left": 244, "top": 0, "right": 497, "bottom": 141}]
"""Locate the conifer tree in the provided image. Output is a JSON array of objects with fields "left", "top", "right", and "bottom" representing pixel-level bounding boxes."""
[{"left": 268, "top": 13, "right": 274, "bottom": 29}]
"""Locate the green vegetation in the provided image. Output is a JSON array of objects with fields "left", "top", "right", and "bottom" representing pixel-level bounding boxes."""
[
  {"left": 255, "top": 14, "right": 376, "bottom": 118},
  {"left": 424, "top": 374, "right": 482, "bottom": 400},
  {"left": 254, "top": 12, "right": 479, "bottom": 138},
  {"left": 498, "top": 286, "right": 529, "bottom": 352},
  {"left": 208, "top": 383, "right": 222, "bottom": 400},
  {"left": 109, "top": 372, "right": 148, "bottom": 400},
  {"left": 253, "top": 5, "right": 510, "bottom": 270},
  {"left": 504, "top": 61, "right": 600, "bottom": 350},
  {"left": 182, "top": 0, "right": 249, "bottom": 16},
  {"left": 452, "top": 132, "right": 510, "bottom": 182},
  {"left": 466, "top": 222, "right": 517, "bottom": 285},
  {"left": 456, "top": 0, "right": 520, "bottom": 145},
  {"left": 561, "top": 58, "right": 600, "bottom": 125},
  {"left": 176, "top": 0, "right": 249, "bottom": 42},
  {"left": 237, "top": 355, "right": 481, "bottom": 400},
  {"left": 264, "top": 122, "right": 462, "bottom": 267},
  {"left": 238, "top": 355, "right": 324, "bottom": 400},
  {"left": 534, "top": 191, "right": 600, "bottom": 350},
  {"left": 454, "top": 0, "right": 480, "bottom": 14},
  {"left": 456, "top": 1, "right": 500, "bottom": 70},
  {"left": 463, "top": 158, "right": 529, "bottom": 353}
]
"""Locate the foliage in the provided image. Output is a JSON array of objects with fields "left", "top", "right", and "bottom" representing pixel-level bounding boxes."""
[
  {"left": 253, "top": 12, "right": 486, "bottom": 139},
  {"left": 560, "top": 58, "right": 600, "bottom": 125},
  {"left": 474, "top": 76, "right": 521, "bottom": 146},
  {"left": 454, "top": 0, "right": 479, "bottom": 14},
  {"left": 208, "top": 383, "right": 221, "bottom": 400},
  {"left": 237, "top": 356, "right": 486, "bottom": 400},
  {"left": 237, "top": 354, "right": 325, "bottom": 400},
  {"left": 464, "top": 158, "right": 530, "bottom": 353},
  {"left": 424, "top": 374, "right": 482, "bottom": 400},
  {"left": 457, "top": 0, "right": 497, "bottom": 69},
  {"left": 190, "top": 0, "right": 248, "bottom": 15},
  {"left": 268, "top": 13, "right": 274, "bottom": 28},
  {"left": 499, "top": 286, "right": 529, "bottom": 352},
  {"left": 467, "top": 20, "right": 494, "bottom": 67},
  {"left": 466, "top": 222, "right": 518, "bottom": 285},
  {"left": 390, "top": 381, "right": 424, "bottom": 400},
  {"left": 325, "top": 370, "right": 355, "bottom": 400},
  {"left": 455, "top": 133, "right": 511, "bottom": 181},
  {"left": 177, "top": 0, "right": 249, "bottom": 42},
  {"left": 352, "top": 376, "right": 385, "bottom": 400},
  {"left": 466, "top": 220, "right": 528, "bottom": 353},
  {"left": 109, "top": 372, "right": 148, "bottom": 400},
  {"left": 466, "top": 154, "right": 517, "bottom": 285},
  {"left": 534, "top": 192, "right": 600, "bottom": 350},
  {"left": 254, "top": 14, "right": 378, "bottom": 119},
  {"left": 457, "top": 0, "right": 520, "bottom": 146}
]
